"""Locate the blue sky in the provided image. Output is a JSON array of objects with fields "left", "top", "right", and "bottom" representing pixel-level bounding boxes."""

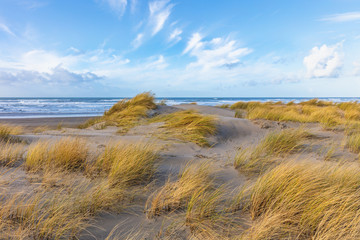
[{"left": 0, "top": 0, "right": 360, "bottom": 97}]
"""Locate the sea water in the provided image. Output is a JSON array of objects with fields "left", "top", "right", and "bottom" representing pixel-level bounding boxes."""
[{"left": 0, "top": 97, "right": 359, "bottom": 118}]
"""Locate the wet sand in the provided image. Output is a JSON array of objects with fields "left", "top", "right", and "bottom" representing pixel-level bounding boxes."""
[{"left": 0, "top": 116, "right": 92, "bottom": 130}]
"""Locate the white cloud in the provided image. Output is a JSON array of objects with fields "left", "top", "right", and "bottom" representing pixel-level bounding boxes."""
[
  {"left": 149, "top": 0, "right": 173, "bottom": 36},
  {"left": 321, "top": 12, "right": 360, "bottom": 22},
  {"left": 144, "top": 55, "right": 168, "bottom": 70},
  {"left": 183, "top": 33, "right": 203, "bottom": 54},
  {"left": 103, "top": 0, "right": 127, "bottom": 16},
  {"left": 0, "top": 47, "right": 133, "bottom": 87},
  {"left": 0, "top": 67, "right": 101, "bottom": 86},
  {"left": 183, "top": 33, "right": 252, "bottom": 70},
  {"left": 131, "top": 33, "right": 144, "bottom": 48},
  {"left": 303, "top": 42, "right": 343, "bottom": 78},
  {"left": 168, "top": 28, "right": 182, "bottom": 44},
  {"left": 0, "top": 23, "right": 15, "bottom": 37}
]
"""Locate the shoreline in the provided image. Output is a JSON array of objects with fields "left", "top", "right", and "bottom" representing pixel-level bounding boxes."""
[{"left": 0, "top": 116, "right": 92, "bottom": 129}]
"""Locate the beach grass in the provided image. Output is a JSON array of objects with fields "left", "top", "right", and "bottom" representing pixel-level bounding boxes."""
[
  {"left": 78, "top": 92, "right": 157, "bottom": 132},
  {"left": 95, "top": 141, "right": 159, "bottom": 187},
  {"left": 4, "top": 96, "right": 360, "bottom": 239},
  {"left": 346, "top": 132, "right": 360, "bottom": 154},
  {"left": 151, "top": 110, "right": 217, "bottom": 146},
  {"left": 145, "top": 161, "right": 213, "bottom": 218},
  {"left": 25, "top": 137, "right": 88, "bottom": 172},
  {"left": 231, "top": 99, "right": 360, "bottom": 130},
  {"left": 234, "top": 128, "right": 310, "bottom": 174},
  {"left": 241, "top": 160, "right": 360, "bottom": 239},
  {"left": 0, "top": 176, "right": 127, "bottom": 239},
  {"left": 0, "top": 124, "right": 23, "bottom": 141},
  {"left": 33, "top": 125, "right": 50, "bottom": 133},
  {"left": 0, "top": 141, "right": 25, "bottom": 166}
]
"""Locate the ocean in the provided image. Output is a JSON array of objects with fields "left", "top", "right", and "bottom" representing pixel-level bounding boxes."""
[{"left": 0, "top": 97, "right": 359, "bottom": 119}]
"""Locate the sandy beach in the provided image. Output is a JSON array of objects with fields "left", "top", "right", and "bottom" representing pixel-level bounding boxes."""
[
  {"left": 0, "top": 96, "right": 359, "bottom": 239},
  {"left": 0, "top": 116, "right": 92, "bottom": 130}
]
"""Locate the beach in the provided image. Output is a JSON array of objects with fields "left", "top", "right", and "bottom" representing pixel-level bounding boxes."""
[
  {"left": 0, "top": 96, "right": 360, "bottom": 239},
  {"left": 0, "top": 116, "right": 92, "bottom": 130}
]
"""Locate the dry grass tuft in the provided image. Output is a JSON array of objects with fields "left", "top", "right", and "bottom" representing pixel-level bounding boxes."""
[
  {"left": 185, "top": 186, "right": 234, "bottom": 239},
  {"left": 230, "top": 101, "right": 261, "bottom": 110},
  {"left": 346, "top": 132, "right": 360, "bottom": 154},
  {"left": 0, "top": 141, "right": 25, "bottom": 166},
  {"left": 230, "top": 99, "right": 360, "bottom": 130},
  {"left": 234, "top": 128, "right": 310, "bottom": 173},
  {"left": 33, "top": 126, "right": 50, "bottom": 133},
  {"left": 152, "top": 110, "right": 217, "bottom": 146},
  {"left": 145, "top": 161, "right": 213, "bottom": 218},
  {"left": 78, "top": 92, "right": 157, "bottom": 131},
  {"left": 25, "top": 137, "right": 88, "bottom": 172},
  {"left": 95, "top": 141, "right": 159, "bottom": 187},
  {"left": 0, "top": 124, "right": 23, "bottom": 141},
  {"left": 241, "top": 160, "right": 360, "bottom": 239},
  {"left": 0, "top": 177, "right": 126, "bottom": 239}
]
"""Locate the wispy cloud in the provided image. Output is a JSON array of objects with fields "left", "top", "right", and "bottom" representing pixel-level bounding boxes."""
[
  {"left": 168, "top": 28, "right": 182, "bottom": 44},
  {"left": 0, "top": 23, "right": 15, "bottom": 37},
  {"left": 131, "top": 33, "right": 144, "bottom": 48},
  {"left": 321, "top": 12, "right": 360, "bottom": 22},
  {"left": 149, "top": 0, "right": 173, "bottom": 36},
  {"left": 102, "top": 0, "right": 127, "bottom": 17},
  {"left": 303, "top": 42, "right": 343, "bottom": 78},
  {"left": 183, "top": 33, "right": 252, "bottom": 70},
  {"left": 183, "top": 32, "right": 203, "bottom": 54}
]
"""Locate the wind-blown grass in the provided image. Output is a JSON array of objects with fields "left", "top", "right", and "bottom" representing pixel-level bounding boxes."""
[
  {"left": 0, "top": 178, "right": 126, "bottom": 239},
  {"left": 78, "top": 92, "right": 157, "bottom": 132},
  {"left": 26, "top": 137, "right": 88, "bottom": 172},
  {"left": 0, "top": 141, "right": 25, "bottom": 166},
  {"left": 145, "top": 161, "right": 213, "bottom": 218},
  {"left": 95, "top": 141, "right": 159, "bottom": 187},
  {"left": 0, "top": 124, "right": 23, "bottom": 141},
  {"left": 234, "top": 128, "right": 311, "bottom": 174},
  {"left": 346, "top": 132, "right": 360, "bottom": 154},
  {"left": 242, "top": 160, "right": 360, "bottom": 239},
  {"left": 231, "top": 99, "right": 360, "bottom": 130},
  {"left": 151, "top": 110, "right": 217, "bottom": 146}
]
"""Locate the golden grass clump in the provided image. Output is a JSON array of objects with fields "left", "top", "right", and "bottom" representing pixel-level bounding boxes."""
[
  {"left": 0, "top": 124, "right": 23, "bottom": 140},
  {"left": 337, "top": 101, "right": 360, "bottom": 111},
  {"left": 95, "top": 141, "right": 159, "bottom": 187},
  {"left": 152, "top": 110, "right": 217, "bottom": 146},
  {"left": 242, "top": 161, "right": 360, "bottom": 239},
  {"left": 346, "top": 132, "right": 360, "bottom": 154},
  {"left": 0, "top": 141, "right": 25, "bottom": 166},
  {"left": 145, "top": 161, "right": 213, "bottom": 218},
  {"left": 307, "top": 106, "right": 343, "bottom": 129},
  {"left": 79, "top": 92, "right": 157, "bottom": 131},
  {"left": 247, "top": 105, "right": 310, "bottom": 123},
  {"left": 230, "top": 101, "right": 261, "bottom": 110},
  {"left": 26, "top": 137, "right": 88, "bottom": 172},
  {"left": 230, "top": 99, "right": 360, "bottom": 130},
  {"left": 234, "top": 128, "right": 310, "bottom": 173},
  {"left": 33, "top": 125, "right": 50, "bottom": 133},
  {"left": 0, "top": 177, "right": 126, "bottom": 239},
  {"left": 185, "top": 186, "right": 232, "bottom": 239}
]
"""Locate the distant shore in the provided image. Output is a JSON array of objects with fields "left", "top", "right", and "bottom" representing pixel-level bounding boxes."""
[{"left": 0, "top": 116, "right": 92, "bottom": 129}]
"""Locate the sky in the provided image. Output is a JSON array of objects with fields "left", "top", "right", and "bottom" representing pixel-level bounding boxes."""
[{"left": 0, "top": 0, "right": 360, "bottom": 97}]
